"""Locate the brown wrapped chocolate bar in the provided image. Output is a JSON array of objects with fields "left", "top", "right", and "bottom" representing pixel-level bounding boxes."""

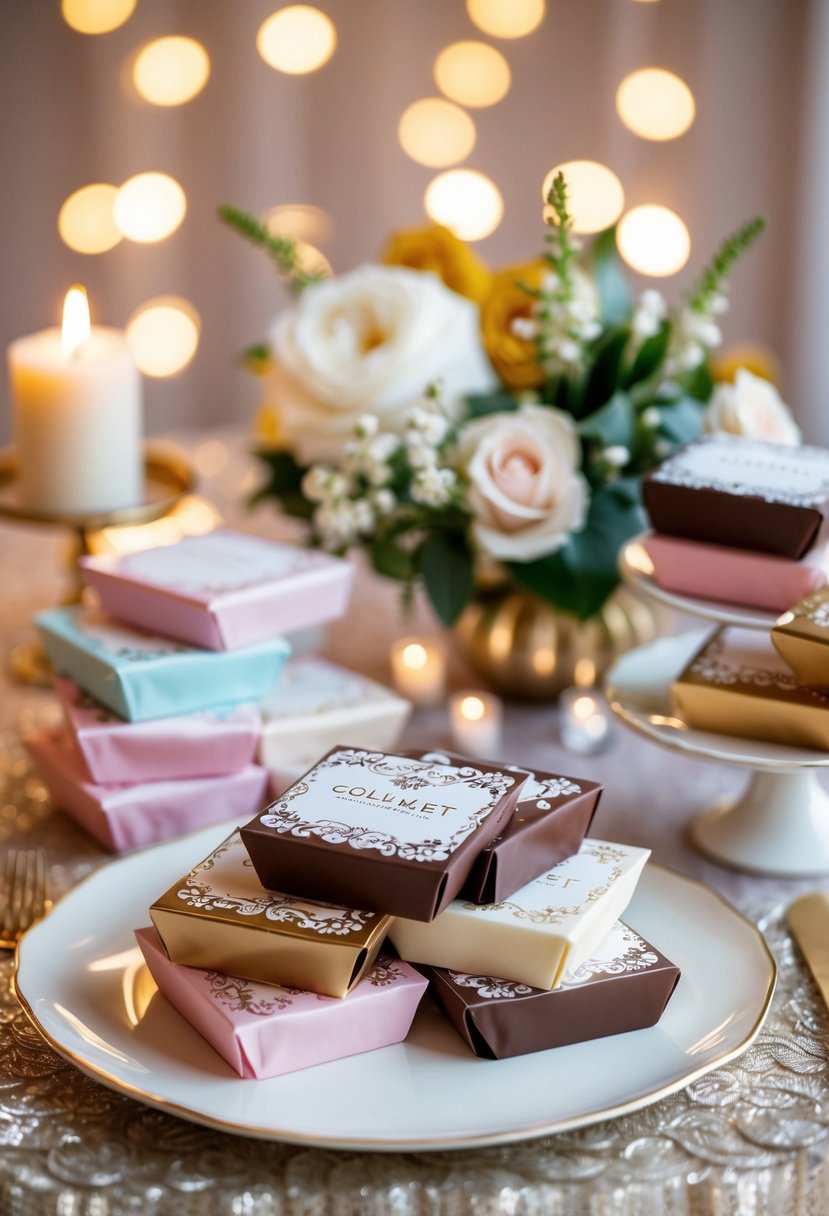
[
  {"left": 241, "top": 747, "right": 527, "bottom": 922},
  {"left": 403, "top": 750, "right": 603, "bottom": 903},
  {"left": 421, "top": 921, "right": 680, "bottom": 1059},
  {"left": 644, "top": 434, "right": 829, "bottom": 559}
]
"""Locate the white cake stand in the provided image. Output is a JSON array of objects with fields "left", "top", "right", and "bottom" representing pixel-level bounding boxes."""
[{"left": 610, "top": 537, "right": 829, "bottom": 877}]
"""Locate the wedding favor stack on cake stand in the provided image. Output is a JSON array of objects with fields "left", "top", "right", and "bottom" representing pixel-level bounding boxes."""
[
  {"left": 23, "top": 528, "right": 411, "bottom": 850},
  {"left": 611, "top": 434, "right": 829, "bottom": 876}
]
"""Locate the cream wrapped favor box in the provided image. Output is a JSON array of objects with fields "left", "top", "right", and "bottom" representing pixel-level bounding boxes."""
[
  {"left": 80, "top": 528, "right": 354, "bottom": 651},
  {"left": 259, "top": 657, "right": 411, "bottom": 776},
  {"left": 389, "top": 840, "right": 650, "bottom": 990}
]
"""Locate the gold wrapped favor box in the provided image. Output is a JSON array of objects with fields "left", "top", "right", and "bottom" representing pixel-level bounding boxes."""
[
  {"left": 672, "top": 626, "right": 829, "bottom": 751},
  {"left": 772, "top": 588, "right": 829, "bottom": 689},
  {"left": 150, "top": 831, "right": 392, "bottom": 998}
]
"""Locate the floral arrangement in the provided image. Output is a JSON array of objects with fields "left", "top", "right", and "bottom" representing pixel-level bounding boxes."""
[{"left": 220, "top": 180, "right": 796, "bottom": 627}]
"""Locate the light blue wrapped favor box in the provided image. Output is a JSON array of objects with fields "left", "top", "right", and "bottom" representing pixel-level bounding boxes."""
[{"left": 36, "top": 606, "right": 290, "bottom": 722}]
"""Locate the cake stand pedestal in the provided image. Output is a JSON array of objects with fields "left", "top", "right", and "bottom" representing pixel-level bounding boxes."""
[{"left": 611, "top": 540, "right": 829, "bottom": 876}]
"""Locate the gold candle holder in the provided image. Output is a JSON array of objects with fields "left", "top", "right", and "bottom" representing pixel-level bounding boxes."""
[{"left": 0, "top": 444, "right": 198, "bottom": 685}]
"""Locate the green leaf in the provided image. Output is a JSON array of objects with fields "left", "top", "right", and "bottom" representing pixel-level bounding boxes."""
[
  {"left": 656, "top": 397, "right": 705, "bottom": 446},
  {"left": 588, "top": 226, "right": 633, "bottom": 326},
  {"left": 578, "top": 328, "right": 631, "bottom": 418},
  {"left": 507, "top": 484, "right": 645, "bottom": 620},
  {"left": 577, "top": 390, "right": 636, "bottom": 449},
  {"left": 464, "top": 390, "right": 520, "bottom": 419},
  {"left": 623, "top": 323, "right": 670, "bottom": 389},
  {"left": 248, "top": 448, "right": 314, "bottom": 519},
  {"left": 420, "top": 531, "right": 474, "bottom": 626},
  {"left": 678, "top": 361, "right": 715, "bottom": 402},
  {"left": 371, "top": 535, "right": 418, "bottom": 582}
]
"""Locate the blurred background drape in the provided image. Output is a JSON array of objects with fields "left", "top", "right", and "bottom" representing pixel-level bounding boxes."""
[{"left": 0, "top": 0, "right": 823, "bottom": 442}]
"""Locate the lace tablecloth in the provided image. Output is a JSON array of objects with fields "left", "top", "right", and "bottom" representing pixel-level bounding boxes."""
[{"left": 2, "top": 434, "right": 829, "bottom": 1216}]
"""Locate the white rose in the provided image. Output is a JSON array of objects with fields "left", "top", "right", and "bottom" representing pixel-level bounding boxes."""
[
  {"left": 459, "top": 405, "right": 589, "bottom": 562},
  {"left": 262, "top": 265, "right": 496, "bottom": 465},
  {"left": 703, "top": 369, "right": 801, "bottom": 446}
]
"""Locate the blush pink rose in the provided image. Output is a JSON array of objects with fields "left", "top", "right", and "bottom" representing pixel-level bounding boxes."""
[{"left": 459, "top": 405, "right": 589, "bottom": 561}]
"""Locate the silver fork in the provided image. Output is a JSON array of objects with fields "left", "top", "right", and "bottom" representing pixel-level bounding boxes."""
[{"left": 0, "top": 849, "right": 51, "bottom": 949}]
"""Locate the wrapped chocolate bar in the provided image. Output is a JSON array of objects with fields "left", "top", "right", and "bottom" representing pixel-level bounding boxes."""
[
  {"left": 672, "top": 625, "right": 829, "bottom": 749},
  {"left": 259, "top": 657, "right": 411, "bottom": 777},
  {"left": 136, "top": 928, "right": 427, "bottom": 1079},
  {"left": 421, "top": 921, "right": 680, "bottom": 1059},
  {"left": 389, "top": 840, "right": 650, "bottom": 990},
  {"left": 150, "top": 831, "right": 392, "bottom": 998},
  {"left": 642, "top": 531, "right": 829, "bottom": 614},
  {"left": 404, "top": 750, "right": 602, "bottom": 903},
  {"left": 24, "top": 729, "right": 269, "bottom": 853},
  {"left": 644, "top": 434, "right": 829, "bottom": 558},
  {"left": 241, "top": 748, "right": 527, "bottom": 921},
  {"left": 772, "top": 588, "right": 829, "bottom": 688},
  {"left": 56, "top": 676, "right": 260, "bottom": 783},
  {"left": 80, "top": 527, "right": 354, "bottom": 651},
  {"left": 36, "top": 606, "right": 289, "bottom": 722}
]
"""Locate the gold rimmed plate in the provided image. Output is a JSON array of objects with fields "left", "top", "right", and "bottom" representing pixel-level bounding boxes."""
[{"left": 15, "top": 821, "right": 776, "bottom": 1150}]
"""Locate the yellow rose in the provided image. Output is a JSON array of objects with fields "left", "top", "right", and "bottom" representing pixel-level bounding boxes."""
[
  {"left": 383, "top": 225, "right": 492, "bottom": 305},
  {"left": 480, "top": 262, "right": 545, "bottom": 390},
  {"left": 710, "top": 342, "right": 782, "bottom": 387}
]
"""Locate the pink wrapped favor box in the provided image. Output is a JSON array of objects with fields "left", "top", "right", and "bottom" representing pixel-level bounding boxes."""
[
  {"left": 643, "top": 531, "right": 829, "bottom": 613},
  {"left": 80, "top": 528, "right": 354, "bottom": 651},
  {"left": 56, "top": 676, "right": 261, "bottom": 784},
  {"left": 25, "top": 728, "right": 268, "bottom": 852},
  {"left": 136, "top": 927, "right": 428, "bottom": 1079}
]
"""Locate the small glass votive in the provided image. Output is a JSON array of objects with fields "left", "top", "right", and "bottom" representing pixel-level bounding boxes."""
[
  {"left": 559, "top": 687, "right": 612, "bottom": 755},
  {"left": 450, "top": 690, "right": 503, "bottom": 756},
  {"left": 390, "top": 636, "right": 447, "bottom": 708}
]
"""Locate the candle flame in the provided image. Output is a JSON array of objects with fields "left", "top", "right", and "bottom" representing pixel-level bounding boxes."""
[
  {"left": 61, "top": 285, "right": 91, "bottom": 357},
  {"left": 402, "top": 642, "right": 428, "bottom": 670},
  {"left": 460, "top": 695, "right": 486, "bottom": 721}
]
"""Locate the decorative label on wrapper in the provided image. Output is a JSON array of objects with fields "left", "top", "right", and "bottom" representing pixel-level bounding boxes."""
[
  {"left": 421, "top": 920, "right": 680, "bottom": 1060},
  {"left": 644, "top": 435, "right": 829, "bottom": 559},
  {"left": 150, "top": 831, "right": 392, "bottom": 998},
  {"left": 241, "top": 748, "right": 527, "bottom": 921},
  {"left": 672, "top": 626, "right": 829, "bottom": 750},
  {"left": 402, "top": 750, "right": 602, "bottom": 904}
]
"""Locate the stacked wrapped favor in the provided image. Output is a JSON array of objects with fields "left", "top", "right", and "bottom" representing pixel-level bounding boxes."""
[
  {"left": 142, "top": 746, "right": 678, "bottom": 1073},
  {"left": 642, "top": 435, "right": 829, "bottom": 612},
  {"left": 24, "top": 528, "right": 374, "bottom": 851}
]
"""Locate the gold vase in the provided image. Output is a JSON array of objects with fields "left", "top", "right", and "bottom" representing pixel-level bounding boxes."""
[{"left": 453, "top": 583, "right": 659, "bottom": 701}]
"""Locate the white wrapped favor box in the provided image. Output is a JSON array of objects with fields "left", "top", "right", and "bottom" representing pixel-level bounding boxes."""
[
  {"left": 388, "top": 839, "right": 650, "bottom": 990},
  {"left": 258, "top": 657, "right": 412, "bottom": 776}
]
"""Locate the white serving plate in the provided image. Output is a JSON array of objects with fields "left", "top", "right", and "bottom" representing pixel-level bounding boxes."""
[{"left": 15, "top": 821, "right": 775, "bottom": 1150}]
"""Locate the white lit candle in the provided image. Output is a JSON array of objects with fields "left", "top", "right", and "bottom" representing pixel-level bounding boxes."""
[
  {"left": 559, "top": 687, "right": 612, "bottom": 754},
  {"left": 8, "top": 285, "right": 143, "bottom": 515},
  {"left": 450, "top": 690, "right": 503, "bottom": 755},
  {"left": 390, "top": 636, "right": 447, "bottom": 707}
]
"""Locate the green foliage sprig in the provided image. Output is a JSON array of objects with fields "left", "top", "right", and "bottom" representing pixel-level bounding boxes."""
[
  {"left": 218, "top": 205, "right": 324, "bottom": 293},
  {"left": 688, "top": 215, "right": 766, "bottom": 314}
]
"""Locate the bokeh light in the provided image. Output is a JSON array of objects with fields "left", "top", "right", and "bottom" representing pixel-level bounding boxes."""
[
  {"left": 433, "top": 41, "right": 511, "bottom": 108},
  {"left": 399, "top": 99, "right": 476, "bottom": 168},
  {"left": 617, "top": 205, "right": 691, "bottom": 276},
  {"left": 133, "top": 37, "right": 210, "bottom": 106},
  {"left": 264, "top": 203, "right": 333, "bottom": 246},
  {"left": 542, "top": 161, "right": 625, "bottom": 234},
  {"left": 126, "top": 296, "right": 201, "bottom": 376},
  {"left": 256, "top": 6, "right": 337, "bottom": 75},
  {"left": 466, "top": 0, "right": 545, "bottom": 38},
  {"left": 424, "top": 169, "right": 503, "bottom": 241},
  {"left": 616, "top": 68, "right": 695, "bottom": 141},
  {"left": 61, "top": 0, "right": 135, "bottom": 34},
  {"left": 114, "top": 173, "right": 187, "bottom": 243},
  {"left": 58, "top": 184, "right": 122, "bottom": 254}
]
